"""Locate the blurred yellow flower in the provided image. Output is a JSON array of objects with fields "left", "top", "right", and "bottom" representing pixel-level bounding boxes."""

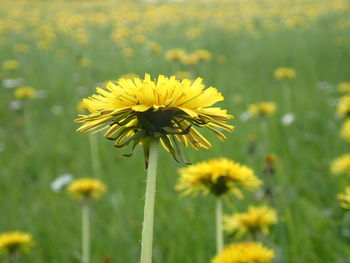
[
  {"left": 76, "top": 74, "right": 233, "bottom": 165},
  {"left": 273, "top": 67, "right": 296, "bottom": 80},
  {"left": 212, "top": 242, "right": 274, "bottom": 263},
  {"left": 337, "top": 187, "right": 350, "bottom": 209},
  {"left": 13, "top": 44, "right": 29, "bottom": 53},
  {"left": 2, "top": 60, "right": 20, "bottom": 71},
  {"left": 340, "top": 119, "right": 350, "bottom": 141},
  {"left": 78, "top": 58, "right": 91, "bottom": 68},
  {"left": 337, "top": 96, "right": 350, "bottom": 117},
  {"left": 175, "top": 71, "right": 192, "bottom": 80},
  {"left": 223, "top": 206, "right": 278, "bottom": 237},
  {"left": 14, "top": 86, "right": 37, "bottom": 100},
  {"left": 193, "top": 49, "right": 212, "bottom": 62},
  {"left": 147, "top": 42, "right": 162, "bottom": 53},
  {"left": 165, "top": 49, "right": 187, "bottom": 62},
  {"left": 0, "top": 232, "right": 33, "bottom": 254},
  {"left": 68, "top": 178, "right": 106, "bottom": 201},
  {"left": 338, "top": 82, "right": 350, "bottom": 93},
  {"left": 331, "top": 154, "right": 350, "bottom": 175},
  {"left": 176, "top": 158, "right": 261, "bottom": 197},
  {"left": 248, "top": 102, "right": 276, "bottom": 117},
  {"left": 181, "top": 54, "right": 199, "bottom": 66},
  {"left": 122, "top": 48, "right": 134, "bottom": 57}
]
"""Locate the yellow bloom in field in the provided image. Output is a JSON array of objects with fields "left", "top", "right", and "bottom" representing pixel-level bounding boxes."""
[
  {"left": 338, "top": 82, "right": 350, "bottom": 93},
  {"left": 223, "top": 206, "right": 277, "bottom": 237},
  {"left": 14, "top": 44, "right": 29, "bottom": 53},
  {"left": 165, "top": 49, "right": 187, "bottom": 62},
  {"left": 193, "top": 49, "right": 212, "bottom": 62},
  {"left": 337, "top": 187, "right": 350, "bottom": 209},
  {"left": 331, "top": 154, "right": 350, "bottom": 175},
  {"left": 76, "top": 74, "right": 233, "bottom": 165},
  {"left": 181, "top": 54, "right": 199, "bottom": 66},
  {"left": 147, "top": 42, "right": 162, "bottom": 53},
  {"left": 0, "top": 232, "right": 33, "bottom": 254},
  {"left": 2, "top": 60, "right": 20, "bottom": 71},
  {"left": 122, "top": 48, "right": 134, "bottom": 57},
  {"left": 337, "top": 96, "right": 350, "bottom": 117},
  {"left": 273, "top": 67, "right": 296, "bottom": 80},
  {"left": 68, "top": 178, "right": 106, "bottom": 200},
  {"left": 340, "top": 119, "right": 350, "bottom": 141},
  {"left": 175, "top": 71, "right": 192, "bottom": 80},
  {"left": 248, "top": 102, "right": 276, "bottom": 117},
  {"left": 78, "top": 58, "right": 91, "bottom": 68},
  {"left": 212, "top": 242, "right": 274, "bottom": 263},
  {"left": 14, "top": 86, "right": 37, "bottom": 100},
  {"left": 176, "top": 158, "right": 261, "bottom": 197}
]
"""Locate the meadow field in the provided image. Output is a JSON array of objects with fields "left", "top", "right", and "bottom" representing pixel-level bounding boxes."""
[{"left": 1, "top": 0, "right": 350, "bottom": 262}]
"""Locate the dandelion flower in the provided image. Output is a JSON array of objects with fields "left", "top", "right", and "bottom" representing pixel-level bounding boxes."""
[
  {"left": 2, "top": 60, "right": 20, "bottom": 71},
  {"left": 0, "top": 232, "right": 33, "bottom": 254},
  {"left": 75, "top": 74, "right": 233, "bottom": 166},
  {"left": 212, "top": 242, "right": 275, "bottom": 263},
  {"left": 248, "top": 102, "right": 276, "bottom": 117},
  {"left": 181, "top": 54, "right": 199, "bottom": 66},
  {"left": 165, "top": 49, "right": 187, "bottom": 62},
  {"left": 330, "top": 154, "right": 350, "bottom": 176},
  {"left": 273, "top": 67, "right": 295, "bottom": 80},
  {"left": 13, "top": 86, "right": 37, "bottom": 100},
  {"left": 193, "top": 49, "right": 212, "bottom": 62},
  {"left": 340, "top": 119, "right": 350, "bottom": 142},
  {"left": 338, "top": 82, "right": 350, "bottom": 93},
  {"left": 176, "top": 158, "right": 261, "bottom": 197},
  {"left": 68, "top": 178, "right": 106, "bottom": 201},
  {"left": 337, "top": 96, "right": 350, "bottom": 117},
  {"left": 77, "top": 100, "right": 88, "bottom": 114},
  {"left": 337, "top": 187, "right": 350, "bottom": 209},
  {"left": 223, "top": 206, "right": 278, "bottom": 237}
]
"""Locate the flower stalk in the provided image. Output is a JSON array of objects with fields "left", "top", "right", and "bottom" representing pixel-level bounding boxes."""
[
  {"left": 82, "top": 201, "right": 90, "bottom": 263},
  {"left": 216, "top": 198, "right": 224, "bottom": 253},
  {"left": 140, "top": 139, "right": 159, "bottom": 263}
]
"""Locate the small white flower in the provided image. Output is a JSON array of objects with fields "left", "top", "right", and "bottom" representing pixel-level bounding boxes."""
[
  {"left": 240, "top": 111, "right": 251, "bottom": 122},
  {"left": 8, "top": 100, "right": 22, "bottom": 111},
  {"left": 281, "top": 113, "right": 295, "bottom": 126},
  {"left": 2, "top": 78, "right": 23, "bottom": 89},
  {"left": 51, "top": 174, "right": 73, "bottom": 192}
]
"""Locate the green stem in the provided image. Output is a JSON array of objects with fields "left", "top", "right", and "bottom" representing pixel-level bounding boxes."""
[
  {"left": 89, "top": 135, "right": 101, "bottom": 177},
  {"left": 140, "top": 139, "right": 159, "bottom": 263},
  {"left": 82, "top": 202, "right": 90, "bottom": 263},
  {"left": 216, "top": 198, "right": 224, "bottom": 253},
  {"left": 6, "top": 251, "right": 19, "bottom": 263}
]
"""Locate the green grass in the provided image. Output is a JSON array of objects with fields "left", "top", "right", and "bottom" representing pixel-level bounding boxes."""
[{"left": 1, "top": 1, "right": 350, "bottom": 262}]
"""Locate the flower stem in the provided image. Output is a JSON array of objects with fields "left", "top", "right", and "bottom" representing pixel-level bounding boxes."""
[
  {"left": 216, "top": 198, "right": 224, "bottom": 253},
  {"left": 89, "top": 135, "right": 101, "bottom": 178},
  {"left": 6, "top": 251, "right": 18, "bottom": 263},
  {"left": 140, "top": 139, "right": 159, "bottom": 263},
  {"left": 82, "top": 202, "right": 90, "bottom": 263}
]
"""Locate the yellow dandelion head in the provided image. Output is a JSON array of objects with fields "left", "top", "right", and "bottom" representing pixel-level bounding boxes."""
[
  {"left": 340, "top": 119, "right": 350, "bottom": 142},
  {"left": 273, "top": 67, "right": 296, "bottom": 80},
  {"left": 212, "top": 242, "right": 275, "bottom": 263},
  {"left": 338, "top": 82, "right": 350, "bottom": 93},
  {"left": 165, "top": 49, "right": 187, "bottom": 62},
  {"left": 14, "top": 86, "right": 37, "bottom": 100},
  {"left": 337, "top": 96, "right": 350, "bottom": 117},
  {"left": 193, "top": 49, "right": 212, "bottom": 62},
  {"left": 77, "top": 100, "right": 88, "bottom": 114},
  {"left": 248, "top": 102, "right": 276, "bottom": 117},
  {"left": 223, "top": 206, "right": 278, "bottom": 237},
  {"left": 176, "top": 158, "right": 261, "bottom": 197},
  {"left": 181, "top": 54, "right": 199, "bottom": 66},
  {"left": 175, "top": 71, "right": 192, "bottom": 80},
  {"left": 68, "top": 178, "right": 106, "bottom": 201},
  {"left": 2, "top": 60, "right": 20, "bottom": 71},
  {"left": 331, "top": 154, "right": 350, "bottom": 176},
  {"left": 75, "top": 74, "right": 233, "bottom": 167},
  {"left": 78, "top": 58, "right": 91, "bottom": 68},
  {"left": 0, "top": 232, "right": 33, "bottom": 254},
  {"left": 337, "top": 187, "right": 350, "bottom": 210}
]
